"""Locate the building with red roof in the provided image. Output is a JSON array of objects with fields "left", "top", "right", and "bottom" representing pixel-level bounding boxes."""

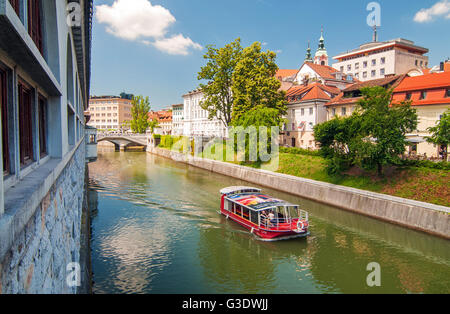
[
  {"left": 325, "top": 75, "right": 406, "bottom": 120},
  {"left": 282, "top": 82, "right": 341, "bottom": 149},
  {"left": 148, "top": 109, "right": 173, "bottom": 135},
  {"left": 392, "top": 71, "right": 450, "bottom": 159}
]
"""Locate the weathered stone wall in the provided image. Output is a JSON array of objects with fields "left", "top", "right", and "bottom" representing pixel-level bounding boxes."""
[
  {"left": 148, "top": 146, "right": 450, "bottom": 239},
  {"left": 0, "top": 143, "right": 86, "bottom": 294}
]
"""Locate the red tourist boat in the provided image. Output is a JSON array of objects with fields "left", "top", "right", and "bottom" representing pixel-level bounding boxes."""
[{"left": 220, "top": 186, "right": 310, "bottom": 241}]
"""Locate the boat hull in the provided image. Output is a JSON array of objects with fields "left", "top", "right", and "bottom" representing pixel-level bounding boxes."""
[{"left": 220, "top": 208, "right": 308, "bottom": 241}]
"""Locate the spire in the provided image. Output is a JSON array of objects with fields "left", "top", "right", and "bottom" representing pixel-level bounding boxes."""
[
  {"left": 314, "top": 26, "right": 328, "bottom": 66},
  {"left": 304, "top": 41, "right": 313, "bottom": 63},
  {"left": 372, "top": 25, "right": 378, "bottom": 42},
  {"left": 318, "top": 26, "right": 325, "bottom": 50}
]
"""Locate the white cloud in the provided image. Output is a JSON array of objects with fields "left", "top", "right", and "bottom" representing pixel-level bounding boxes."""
[
  {"left": 414, "top": 0, "right": 450, "bottom": 23},
  {"left": 96, "top": 0, "right": 202, "bottom": 55},
  {"left": 153, "top": 34, "right": 203, "bottom": 56}
]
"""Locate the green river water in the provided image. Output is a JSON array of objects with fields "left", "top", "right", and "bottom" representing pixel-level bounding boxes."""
[{"left": 88, "top": 151, "right": 450, "bottom": 294}]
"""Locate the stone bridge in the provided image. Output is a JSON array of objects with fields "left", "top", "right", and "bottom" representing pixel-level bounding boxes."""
[{"left": 97, "top": 134, "right": 148, "bottom": 151}]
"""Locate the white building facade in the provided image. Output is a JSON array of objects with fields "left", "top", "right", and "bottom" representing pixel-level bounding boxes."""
[
  {"left": 182, "top": 89, "right": 227, "bottom": 138},
  {"left": 332, "top": 38, "right": 429, "bottom": 81},
  {"left": 172, "top": 104, "right": 184, "bottom": 136}
]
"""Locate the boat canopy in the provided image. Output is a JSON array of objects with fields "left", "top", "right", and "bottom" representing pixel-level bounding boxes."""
[
  {"left": 225, "top": 192, "right": 297, "bottom": 211},
  {"left": 220, "top": 186, "right": 262, "bottom": 196}
]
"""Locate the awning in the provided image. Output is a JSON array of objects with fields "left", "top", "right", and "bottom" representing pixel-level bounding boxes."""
[{"left": 406, "top": 137, "right": 425, "bottom": 144}]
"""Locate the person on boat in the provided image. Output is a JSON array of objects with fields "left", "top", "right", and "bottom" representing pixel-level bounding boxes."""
[
  {"left": 268, "top": 210, "right": 277, "bottom": 227},
  {"left": 261, "top": 210, "right": 269, "bottom": 226}
]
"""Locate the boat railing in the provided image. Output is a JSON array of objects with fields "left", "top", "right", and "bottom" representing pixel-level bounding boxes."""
[
  {"left": 260, "top": 217, "right": 294, "bottom": 230},
  {"left": 260, "top": 211, "right": 309, "bottom": 231}
]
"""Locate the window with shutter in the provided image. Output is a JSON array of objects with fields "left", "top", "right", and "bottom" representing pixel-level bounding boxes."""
[
  {"left": 1, "top": 69, "right": 10, "bottom": 174},
  {"left": 18, "top": 81, "right": 34, "bottom": 166},
  {"left": 27, "top": 0, "right": 43, "bottom": 54}
]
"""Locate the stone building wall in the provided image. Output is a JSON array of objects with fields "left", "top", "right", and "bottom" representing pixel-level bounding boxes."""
[{"left": 0, "top": 143, "right": 86, "bottom": 294}]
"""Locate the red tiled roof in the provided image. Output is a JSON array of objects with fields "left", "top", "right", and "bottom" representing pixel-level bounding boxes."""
[
  {"left": 395, "top": 71, "right": 450, "bottom": 92},
  {"left": 303, "top": 62, "right": 338, "bottom": 80},
  {"left": 343, "top": 75, "right": 406, "bottom": 92},
  {"left": 326, "top": 75, "right": 406, "bottom": 107},
  {"left": 276, "top": 69, "right": 298, "bottom": 79},
  {"left": 286, "top": 83, "right": 340, "bottom": 102}
]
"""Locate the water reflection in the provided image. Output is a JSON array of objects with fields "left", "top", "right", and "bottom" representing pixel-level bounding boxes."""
[{"left": 89, "top": 152, "right": 450, "bottom": 294}]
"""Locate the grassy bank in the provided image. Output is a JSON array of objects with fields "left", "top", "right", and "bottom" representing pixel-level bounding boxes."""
[{"left": 277, "top": 152, "right": 449, "bottom": 207}]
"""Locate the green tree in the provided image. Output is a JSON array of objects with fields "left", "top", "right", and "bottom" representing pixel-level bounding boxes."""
[
  {"left": 314, "top": 115, "right": 362, "bottom": 174},
  {"left": 314, "top": 87, "right": 418, "bottom": 176},
  {"left": 426, "top": 109, "right": 450, "bottom": 160},
  {"left": 148, "top": 118, "right": 160, "bottom": 134},
  {"left": 197, "top": 38, "right": 243, "bottom": 126},
  {"left": 231, "top": 106, "right": 283, "bottom": 164},
  {"left": 231, "top": 42, "right": 287, "bottom": 123},
  {"left": 130, "top": 95, "right": 151, "bottom": 134},
  {"left": 356, "top": 87, "right": 418, "bottom": 176}
]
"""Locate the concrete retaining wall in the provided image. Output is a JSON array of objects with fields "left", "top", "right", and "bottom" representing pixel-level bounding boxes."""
[
  {"left": 0, "top": 141, "right": 87, "bottom": 294},
  {"left": 148, "top": 147, "right": 450, "bottom": 239}
]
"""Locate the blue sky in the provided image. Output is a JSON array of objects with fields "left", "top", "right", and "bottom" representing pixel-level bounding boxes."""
[{"left": 90, "top": 0, "right": 450, "bottom": 110}]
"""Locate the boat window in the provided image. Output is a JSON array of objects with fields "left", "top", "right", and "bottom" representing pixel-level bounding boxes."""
[
  {"left": 242, "top": 207, "right": 250, "bottom": 220},
  {"left": 250, "top": 210, "right": 259, "bottom": 225},
  {"left": 224, "top": 200, "right": 231, "bottom": 211},
  {"left": 287, "top": 206, "right": 299, "bottom": 219},
  {"left": 236, "top": 205, "right": 242, "bottom": 216},
  {"left": 276, "top": 206, "right": 286, "bottom": 220}
]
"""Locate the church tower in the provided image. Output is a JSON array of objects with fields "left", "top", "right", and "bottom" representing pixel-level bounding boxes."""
[
  {"left": 314, "top": 27, "right": 329, "bottom": 66},
  {"left": 304, "top": 41, "right": 313, "bottom": 63}
]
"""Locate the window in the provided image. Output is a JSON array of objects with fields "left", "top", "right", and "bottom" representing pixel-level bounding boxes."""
[
  {"left": 363, "top": 61, "right": 368, "bottom": 68},
  {"left": 381, "top": 57, "right": 386, "bottom": 65},
  {"left": 342, "top": 107, "right": 347, "bottom": 116},
  {"left": 340, "top": 66, "right": 344, "bottom": 72},
  {"left": 38, "top": 96, "right": 47, "bottom": 157},
  {"left": 301, "top": 108, "right": 304, "bottom": 116},
  {"left": 372, "top": 59, "right": 376, "bottom": 66},
  {"left": 18, "top": 81, "right": 34, "bottom": 166},
  {"left": 355, "top": 63, "right": 359, "bottom": 70},
  {"left": 332, "top": 108, "right": 336, "bottom": 116},
  {"left": 446, "top": 89, "right": 450, "bottom": 98},
  {"left": 309, "top": 107, "right": 313, "bottom": 115},
  {"left": 380, "top": 68, "right": 385, "bottom": 76},
  {"left": 27, "top": 0, "right": 43, "bottom": 53},
  {"left": 420, "top": 91, "right": 427, "bottom": 100},
  {"left": 363, "top": 72, "right": 367, "bottom": 78},
  {"left": 8, "top": 0, "right": 20, "bottom": 15},
  {"left": 347, "top": 64, "right": 352, "bottom": 71},
  {"left": 1, "top": 69, "right": 10, "bottom": 174},
  {"left": 405, "top": 93, "right": 412, "bottom": 100},
  {"left": 250, "top": 210, "right": 259, "bottom": 225},
  {"left": 371, "top": 70, "right": 376, "bottom": 77}
]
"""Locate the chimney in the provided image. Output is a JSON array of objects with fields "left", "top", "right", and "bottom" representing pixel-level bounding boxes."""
[{"left": 440, "top": 62, "right": 445, "bottom": 72}]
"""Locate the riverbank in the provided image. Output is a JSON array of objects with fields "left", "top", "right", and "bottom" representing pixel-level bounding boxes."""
[{"left": 147, "top": 146, "right": 450, "bottom": 239}]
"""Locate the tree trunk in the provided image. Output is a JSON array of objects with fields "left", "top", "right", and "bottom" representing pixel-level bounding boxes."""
[{"left": 377, "top": 163, "right": 383, "bottom": 177}]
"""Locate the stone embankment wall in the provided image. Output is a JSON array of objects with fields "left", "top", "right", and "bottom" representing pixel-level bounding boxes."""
[
  {"left": 148, "top": 146, "right": 450, "bottom": 239},
  {"left": 0, "top": 143, "right": 87, "bottom": 294}
]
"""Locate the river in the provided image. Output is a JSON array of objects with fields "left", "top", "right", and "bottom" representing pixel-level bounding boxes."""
[{"left": 88, "top": 151, "right": 450, "bottom": 294}]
